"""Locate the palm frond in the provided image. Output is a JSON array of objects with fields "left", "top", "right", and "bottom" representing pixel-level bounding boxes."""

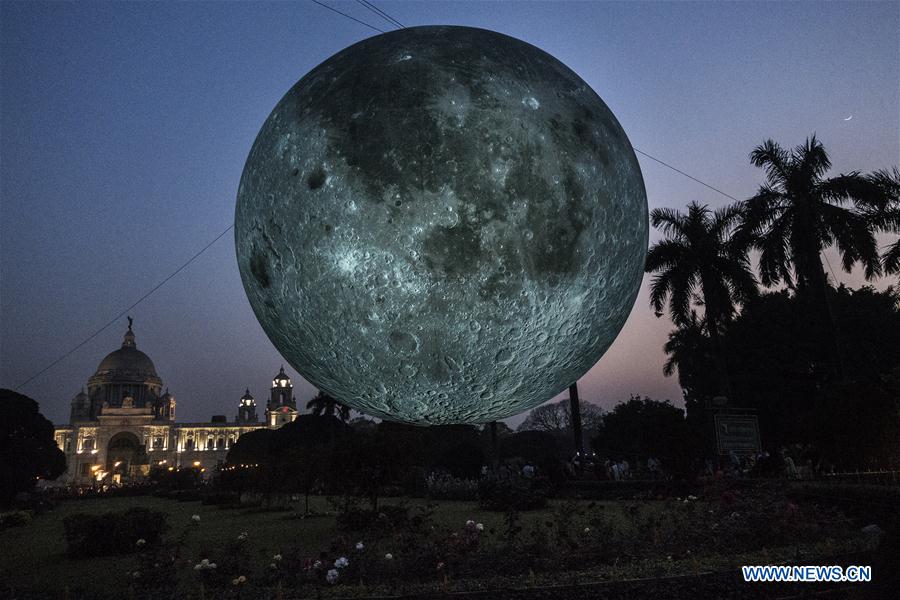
[
  {"left": 650, "top": 207, "right": 688, "bottom": 238},
  {"left": 646, "top": 238, "right": 688, "bottom": 273},
  {"left": 798, "top": 134, "right": 832, "bottom": 179},
  {"left": 649, "top": 271, "right": 674, "bottom": 316},
  {"left": 819, "top": 202, "right": 881, "bottom": 279},
  {"left": 755, "top": 209, "right": 794, "bottom": 287},
  {"left": 750, "top": 139, "right": 791, "bottom": 186},
  {"left": 883, "top": 239, "right": 900, "bottom": 275}
]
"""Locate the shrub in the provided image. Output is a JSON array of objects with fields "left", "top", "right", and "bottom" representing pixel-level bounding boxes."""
[
  {"left": 336, "top": 503, "right": 409, "bottom": 533},
  {"left": 63, "top": 507, "right": 167, "bottom": 557},
  {"left": 0, "top": 510, "right": 32, "bottom": 530},
  {"left": 478, "top": 475, "right": 549, "bottom": 511},
  {"left": 425, "top": 472, "right": 479, "bottom": 501},
  {"left": 200, "top": 490, "right": 240, "bottom": 506},
  {"left": 402, "top": 465, "right": 427, "bottom": 497}
]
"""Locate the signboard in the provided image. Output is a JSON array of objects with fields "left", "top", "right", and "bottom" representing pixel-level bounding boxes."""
[{"left": 715, "top": 414, "right": 761, "bottom": 454}]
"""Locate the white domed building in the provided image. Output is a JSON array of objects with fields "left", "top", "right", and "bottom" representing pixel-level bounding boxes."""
[{"left": 53, "top": 319, "right": 298, "bottom": 485}]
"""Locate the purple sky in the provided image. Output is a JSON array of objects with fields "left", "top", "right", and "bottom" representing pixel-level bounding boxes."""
[{"left": 2, "top": 1, "right": 898, "bottom": 427}]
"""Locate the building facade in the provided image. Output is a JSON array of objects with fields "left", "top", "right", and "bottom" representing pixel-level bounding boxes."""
[{"left": 54, "top": 320, "right": 299, "bottom": 485}]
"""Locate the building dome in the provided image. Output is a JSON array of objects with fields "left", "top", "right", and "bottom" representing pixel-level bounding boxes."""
[
  {"left": 94, "top": 347, "right": 158, "bottom": 379},
  {"left": 272, "top": 365, "right": 291, "bottom": 388},
  {"left": 89, "top": 321, "right": 161, "bottom": 385}
]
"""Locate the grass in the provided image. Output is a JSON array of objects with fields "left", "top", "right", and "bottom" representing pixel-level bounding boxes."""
[
  {"left": 0, "top": 495, "right": 610, "bottom": 597},
  {"left": 0, "top": 493, "right": 867, "bottom": 598}
]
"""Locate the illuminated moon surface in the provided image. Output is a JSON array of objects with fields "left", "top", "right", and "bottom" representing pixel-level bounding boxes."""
[{"left": 235, "top": 26, "right": 648, "bottom": 424}]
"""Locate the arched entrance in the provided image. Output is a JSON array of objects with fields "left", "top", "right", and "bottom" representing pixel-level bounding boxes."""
[{"left": 106, "top": 432, "right": 145, "bottom": 483}]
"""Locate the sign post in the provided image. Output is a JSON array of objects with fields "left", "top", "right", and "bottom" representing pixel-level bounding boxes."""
[{"left": 714, "top": 413, "right": 761, "bottom": 455}]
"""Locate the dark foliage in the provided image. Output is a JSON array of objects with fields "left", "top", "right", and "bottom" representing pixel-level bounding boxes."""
[
  {"left": 674, "top": 286, "right": 900, "bottom": 467},
  {"left": 334, "top": 503, "right": 409, "bottom": 533},
  {"left": 740, "top": 136, "right": 886, "bottom": 290},
  {"left": 373, "top": 422, "right": 484, "bottom": 479},
  {"left": 592, "top": 395, "right": 696, "bottom": 475},
  {"left": 0, "top": 509, "right": 32, "bottom": 530},
  {"left": 148, "top": 465, "right": 202, "bottom": 491},
  {"left": 222, "top": 414, "right": 351, "bottom": 509},
  {"left": 306, "top": 389, "right": 351, "bottom": 421},
  {"left": 517, "top": 398, "right": 603, "bottom": 434},
  {"left": 499, "top": 430, "right": 567, "bottom": 483},
  {"left": 478, "top": 474, "right": 550, "bottom": 511},
  {"left": 63, "top": 507, "right": 167, "bottom": 557},
  {"left": 0, "top": 389, "right": 66, "bottom": 505},
  {"left": 645, "top": 202, "right": 758, "bottom": 399}
]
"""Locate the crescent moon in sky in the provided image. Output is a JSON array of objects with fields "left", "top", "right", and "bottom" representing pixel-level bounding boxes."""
[{"left": 844, "top": 115, "right": 853, "bottom": 121}]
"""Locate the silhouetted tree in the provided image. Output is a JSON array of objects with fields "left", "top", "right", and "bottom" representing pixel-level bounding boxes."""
[
  {"left": 223, "top": 414, "right": 352, "bottom": 507},
  {"left": 739, "top": 136, "right": 894, "bottom": 378},
  {"left": 517, "top": 397, "right": 603, "bottom": 444},
  {"left": 646, "top": 202, "right": 757, "bottom": 399},
  {"left": 592, "top": 395, "right": 694, "bottom": 476},
  {"left": 306, "top": 390, "right": 350, "bottom": 422},
  {"left": 482, "top": 421, "right": 513, "bottom": 470},
  {"left": 501, "top": 430, "right": 566, "bottom": 483},
  {"left": 348, "top": 415, "right": 377, "bottom": 433},
  {"left": 662, "top": 312, "right": 717, "bottom": 412},
  {"left": 884, "top": 240, "right": 900, "bottom": 276},
  {"left": 860, "top": 167, "right": 900, "bottom": 278},
  {"left": 678, "top": 286, "right": 900, "bottom": 467},
  {"left": 0, "top": 389, "right": 66, "bottom": 505}
]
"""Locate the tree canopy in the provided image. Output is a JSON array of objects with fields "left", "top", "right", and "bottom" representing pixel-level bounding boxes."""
[
  {"left": 0, "top": 389, "right": 66, "bottom": 505},
  {"left": 667, "top": 286, "right": 900, "bottom": 467},
  {"left": 592, "top": 395, "right": 694, "bottom": 472},
  {"left": 517, "top": 398, "right": 603, "bottom": 434}
]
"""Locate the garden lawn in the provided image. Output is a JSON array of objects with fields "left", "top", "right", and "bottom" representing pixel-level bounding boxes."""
[
  {"left": 0, "top": 495, "right": 331, "bottom": 597},
  {"left": 0, "top": 496, "right": 631, "bottom": 597},
  {"left": 0, "top": 492, "right": 866, "bottom": 598}
]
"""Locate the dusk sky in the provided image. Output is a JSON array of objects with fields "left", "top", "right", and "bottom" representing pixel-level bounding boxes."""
[{"left": 2, "top": 1, "right": 898, "bottom": 427}]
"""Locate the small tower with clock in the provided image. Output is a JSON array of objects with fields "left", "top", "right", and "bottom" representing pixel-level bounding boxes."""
[{"left": 266, "top": 366, "right": 298, "bottom": 428}]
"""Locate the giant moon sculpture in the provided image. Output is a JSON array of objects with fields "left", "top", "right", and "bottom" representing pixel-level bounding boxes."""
[{"left": 235, "top": 26, "right": 648, "bottom": 424}]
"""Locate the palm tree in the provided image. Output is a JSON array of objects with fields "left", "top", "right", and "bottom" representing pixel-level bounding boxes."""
[
  {"left": 741, "top": 136, "right": 884, "bottom": 290},
  {"left": 860, "top": 167, "right": 900, "bottom": 278},
  {"left": 740, "top": 136, "right": 892, "bottom": 378},
  {"left": 662, "top": 312, "right": 719, "bottom": 410},
  {"left": 646, "top": 202, "right": 757, "bottom": 399},
  {"left": 306, "top": 390, "right": 350, "bottom": 422},
  {"left": 884, "top": 240, "right": 900, "bottom": 276},
  {"left": 663, "top": 311, "right": 707, "bottom": 377}
]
